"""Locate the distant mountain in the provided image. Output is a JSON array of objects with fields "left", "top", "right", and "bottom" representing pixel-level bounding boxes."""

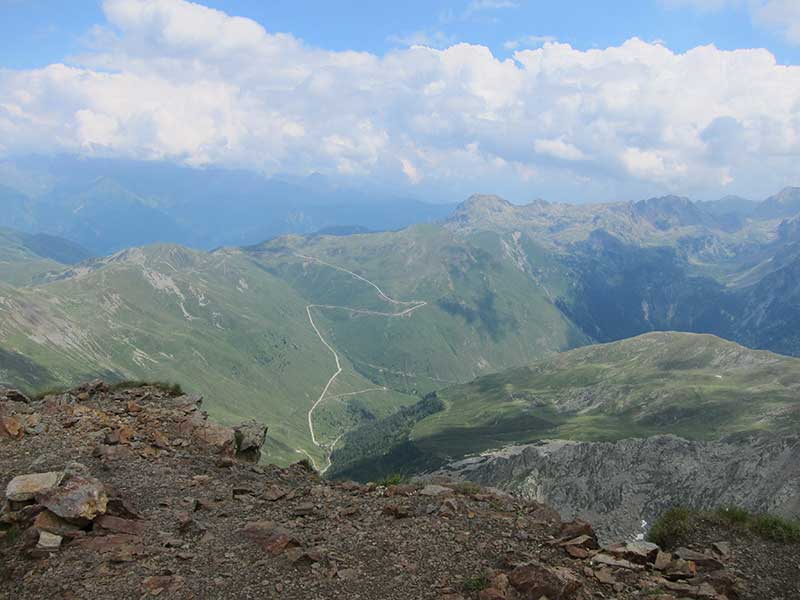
[
  {"left": 2, "top": 183, "right": 800, "bottom": 470},
  {"left": 699, "top": 194, "right": 757, "bottom": 217},
  {"left": 632, "top": 195, "right": 708, "bottom": 230},
  {"left": 0, "top": 156, "right": 455, "bottom": 254},
  {"left": 754, "top": 187, "right": 800, "bottom": 220},
  {"left": 0, "top": 228, "right": 92, "bottom": 285}
]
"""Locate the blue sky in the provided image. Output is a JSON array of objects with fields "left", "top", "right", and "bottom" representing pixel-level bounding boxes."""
[
  {"left": 1, "top": 0, "right": 800, "bottom": 203},
  {"left": 2, "top": 0, "right": 799, "bottom": 69}
]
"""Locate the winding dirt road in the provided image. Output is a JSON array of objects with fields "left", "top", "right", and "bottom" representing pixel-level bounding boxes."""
[{"left": 296, "top": 253, "right": 427, "bottom": 473}]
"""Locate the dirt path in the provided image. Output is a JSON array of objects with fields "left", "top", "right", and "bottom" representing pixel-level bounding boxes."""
[{"left": 296, "top": 254, "right": 427, "bottom": 473}]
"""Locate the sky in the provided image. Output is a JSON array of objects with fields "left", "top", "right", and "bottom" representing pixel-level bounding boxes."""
[{"left": 1, "top": 0, "right": 800, "bottom": 203}]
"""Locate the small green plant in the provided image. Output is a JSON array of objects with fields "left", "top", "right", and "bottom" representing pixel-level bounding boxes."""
[
  {"left": 454, "top": 481, "right": 482, "bottom": 495},
  {"left": 749, "top": 514, "right": 800, "bottom": 543},
  {"left": 650, "top": 505, "right": 800, "bottom": 548},
  {"left": 33, "top": 386, "right": 68, "bottom": 400},
  {"left": 0, "top": 525, "right": 20, "bottom": 546},
  {"left": 714, "top": 506, "right": 750, "bottom": 525},
  {"left": 377, "top": 473, "right": 405, "bottom": 487},
  {"left": 463, "top": 575, "right": 489, "bottom": 592},
  {"left": 647, "top": 506, "right": 693, "bottom": 549}
]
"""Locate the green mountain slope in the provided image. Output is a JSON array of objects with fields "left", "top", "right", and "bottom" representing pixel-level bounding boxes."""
[
  {"left": 0, "top": 225, "right": 590, "bottom": 468},
  {"left": 330, "top": 332, "right": 800, "bottom": 478},
  {"left": 0, "top": 228, "right": 92, "bottom": 285},
  {"left": 1, "top": 188, "right": 800, "bottom": 473}
]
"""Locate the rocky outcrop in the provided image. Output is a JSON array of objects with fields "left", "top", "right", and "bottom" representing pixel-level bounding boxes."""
[
  {"left": 434, "top": 435, "right": 800, "bottom": 542},
  {"left": 2, "top": 381, "right": 772, "bottom": 600}
]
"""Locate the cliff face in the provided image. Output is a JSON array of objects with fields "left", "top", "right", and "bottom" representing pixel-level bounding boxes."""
[{"left": 434, "top": 435, "right": 800, "bottom": 542}]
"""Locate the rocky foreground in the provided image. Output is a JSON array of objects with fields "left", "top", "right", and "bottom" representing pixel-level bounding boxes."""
[{"left": 0, "top": 383, "right": 797, "bottom": 599}]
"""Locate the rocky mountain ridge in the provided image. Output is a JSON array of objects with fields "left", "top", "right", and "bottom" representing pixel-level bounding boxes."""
[
  {"left": 2, "top": 382, "right": 794, "bottom": 599},
  {"left": 433, "top": 434, "right": 800, "bottom": 543}
]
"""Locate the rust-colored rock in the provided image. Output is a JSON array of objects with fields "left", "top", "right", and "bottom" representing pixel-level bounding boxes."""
[
  {"left": 0, "top": 415, "right": 24, "bottom": 439},
  {"left": 142, "top": 575, "right": 185, "bottom": 595},
  {"left": 94, "top": 515, "right": 145, "bottom": 536},
  {"left": 509, "top": 561, "right": 583, "bottom": 599},
  {"left": 33, "top": 510, "right": 83, "bottom": 537},
  {"left": 36, "top": 475, "right": 108, "bottom": 521}
]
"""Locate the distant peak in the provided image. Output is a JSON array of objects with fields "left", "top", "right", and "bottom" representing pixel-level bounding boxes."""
[
  {"left": 461, "top": 194, "right": 513, "bottom": 210},
  {"left": 634, "top": 194, "right": 693, "bottom": 208},
  {"left": 772, "top": 187, "right": 800, "bottom": 203}
]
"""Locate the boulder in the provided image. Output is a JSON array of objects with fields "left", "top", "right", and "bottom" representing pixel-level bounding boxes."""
[
  {"left": 233, "top": 420, "right": 268, "bottom": 462},
  {"left": 675, "top": 547, "right": 724, "bottom": 569},
  {"left": 605, "top": 540, "right": 660, "bottom": 564},
  {"left": 242, "top": 521, "right": 301, "bottom": 555},
  {"left": 6, "top": 471, "right": 63, "bottom": 502},
  {"left": 508, "top": 561, "right": 582, "bottom": 599},
  {"left": 420, "top": 484, "right": 453, "bottom": 497},
  {"left": 33, "top": 510, "right": 84, "bottom": 537},
  {"left": 94, "top": 515, "right": 145, "bottom": 536},
  {"left": 36, "top": 475, "right": 108, "bottom": 521},
  {"left": 179, "top": 412, "right": 236, "bottom": 456}
]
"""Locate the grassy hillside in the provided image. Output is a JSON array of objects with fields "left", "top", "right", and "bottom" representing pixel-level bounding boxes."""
[
  {"left": 0, "top": 225, "right": 590, "bottom": 467},
  {"left": 1, "top": 190, "right": 799, "bottom": 473},
  {"left": 330, "top": 332, "right": 800, "bottom": 478}
]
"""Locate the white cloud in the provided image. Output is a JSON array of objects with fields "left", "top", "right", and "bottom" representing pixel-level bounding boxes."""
[
  {"left": 752, "top": 0, "right": 800, "bottom": 44},
  {"left": 534, "top": 138, "right": 587, "bottom": 161},
  {"left": 1, "top": 0, "right": 800, "bottom": 200}
]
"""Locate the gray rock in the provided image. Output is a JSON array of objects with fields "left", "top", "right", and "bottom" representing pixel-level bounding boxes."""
[
  {"left": 36, "top": 530, "right": 63, "bottom": 551},
  {"left": 233, "top": 420, "right": 268, "bottom": 463},
  {"left": 434, "top": 434, "right": 800, "bottom": 542},
  {"left": 419, "top": 484, "right": 453, "bottom": 497},
  {"left": 5, "top": 471, "right": 63, "bottom": 502}
]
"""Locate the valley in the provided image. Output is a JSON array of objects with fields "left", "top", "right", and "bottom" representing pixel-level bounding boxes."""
[{"left": 1, "top": 187, "right": 799, "bottom": 482}]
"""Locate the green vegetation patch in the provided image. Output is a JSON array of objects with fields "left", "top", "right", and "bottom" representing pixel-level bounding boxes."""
[{"left": 648, "top": 506, "right": 800, "bottom": 549}]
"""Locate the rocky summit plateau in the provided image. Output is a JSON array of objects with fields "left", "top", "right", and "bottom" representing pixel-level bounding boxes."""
[{"left": 1, "top": 382, "right": 799, "bottom": 599}]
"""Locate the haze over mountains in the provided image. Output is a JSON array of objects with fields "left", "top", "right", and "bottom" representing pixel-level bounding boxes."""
[
  {"left": 0, "top": 156, "right": 455, "bottom": 254},
  {"left": 1, "top": 159, "right": 799, "bottom": 477}
]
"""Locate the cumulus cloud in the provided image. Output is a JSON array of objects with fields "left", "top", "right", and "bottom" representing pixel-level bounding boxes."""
[{"left": 1, "top": 0, "right": 800, "bottom": 199}]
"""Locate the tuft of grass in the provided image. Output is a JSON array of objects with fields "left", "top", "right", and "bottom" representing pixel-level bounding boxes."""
[
  {"left": 749, "top": 514, "right": 800, "bottom": 543},
  {"left": 650, "top": 505, "right": 800, "bottom": 548},
  {"left": 0, "top": 525, "right": 20, "bottom": 546},
  {"left": 647, "top": 506, "right": 694, "bottom": 549},
  {"left": 714, "top": 506, "right": 751, "bottom": 525},
  {"left": 462, "top": 575, "right": 489, "bottom": 592},
  {"left": 376, "top": 473, "right": 406, "bottom": 487},
  {"left": 33, "top": 386, "right": 69, "bottom": 401},
  {"left": 453, "top": 481, "right": 483, "bottom": 495}
]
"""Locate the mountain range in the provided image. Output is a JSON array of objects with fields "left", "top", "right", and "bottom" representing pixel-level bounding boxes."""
[
  {"left": 1, "top": 175, "right": 800, "bottom": 476},
  {"left": 0, "top": 156, "right": 454, "bottom": 254}
]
